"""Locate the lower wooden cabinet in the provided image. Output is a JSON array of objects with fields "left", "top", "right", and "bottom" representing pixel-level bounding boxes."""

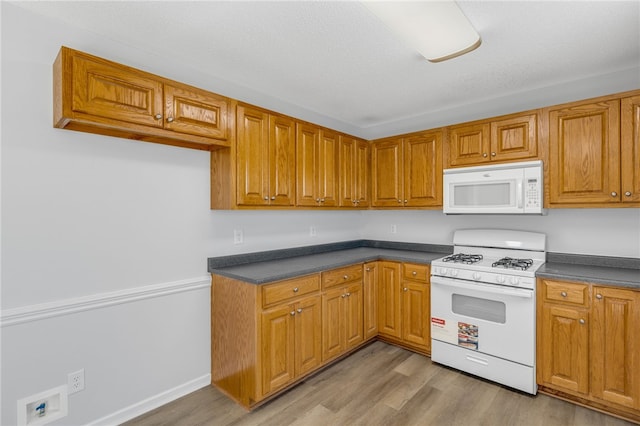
[
  {"left": 538, "top": 278, "right": 640, "bottom": 420},
  {"left": 363, "top": 262, "right": 379, "bottom": 339}
]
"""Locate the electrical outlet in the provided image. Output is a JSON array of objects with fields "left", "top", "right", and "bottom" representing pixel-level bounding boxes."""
[
  {"left": 391, "top": 224, "right": 397, "bottom": 234},
  {"left": 233, "top": 229, "right": 243, "bottom": 244},
  {"left": 67, "top": 369, "right": 85, "bottom": 395},
  {"left": 309, "top": 226, "right": 317, "bottom": 237}
]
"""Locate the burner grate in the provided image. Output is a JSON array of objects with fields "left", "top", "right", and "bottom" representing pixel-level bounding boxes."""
[
  {"left": 492, "top": 257, "right": 534, "bottom": 270},
  {"left": 442, "top": 253, "right": 483, "bottom": 264}
]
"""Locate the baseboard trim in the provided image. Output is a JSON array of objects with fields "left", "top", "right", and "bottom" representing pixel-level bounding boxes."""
[
  {"left": 1, "top": 276, "right": 211, "bottom": 327},
  {"left": 88, "top": 374, "right": 211, "bottom": 426}
]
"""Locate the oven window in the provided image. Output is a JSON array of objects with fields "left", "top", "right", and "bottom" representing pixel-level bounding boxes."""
[{"left": 452, "top": 294, "right": 506, "bottom": 323}]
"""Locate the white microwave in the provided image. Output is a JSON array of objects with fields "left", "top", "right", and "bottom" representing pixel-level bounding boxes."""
[{"left": 443, "top": 160, "right": 544, "bottom": 214}]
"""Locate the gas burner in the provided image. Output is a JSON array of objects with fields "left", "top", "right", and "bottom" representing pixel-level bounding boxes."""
[
  {"left": 442, "top": 253, "right": 484, "bottom": 264},
  {"left": 492, "top": 257, "right": 534, "bottom": 270}
]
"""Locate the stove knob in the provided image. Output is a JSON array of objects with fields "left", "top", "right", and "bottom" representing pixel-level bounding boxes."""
[
  {"left": 472, "top": 272, "right": 481, "bottom": 281},
  {"left": 437, "top": 267, "right": 447, "bottom": 275},
  {"left": 450, "top": 269, "right": 458, "bottom": 277},
  {"left": 510, "top": 276, "right": 520, "bottom": 285},
  {"left": 496, "top": 275, "right": 506, "bottom": 284}
]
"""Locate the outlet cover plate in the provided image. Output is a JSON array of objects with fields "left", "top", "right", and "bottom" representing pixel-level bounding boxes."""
[{"left": 68, "top": 369, "right": 85, "bottom": 394}]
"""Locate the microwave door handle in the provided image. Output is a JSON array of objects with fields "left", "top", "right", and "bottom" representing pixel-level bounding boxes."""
[{"left": 517, "top": 180, "right": 523, "bottom": 208}]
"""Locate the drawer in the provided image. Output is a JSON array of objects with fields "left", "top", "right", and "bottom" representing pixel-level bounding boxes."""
[
  {"left": 262, "top": 274, "right": 320, "bottom": 307},
  {"left": 322, "top": 264, "right": 363, "bottom": 289},
  {"left": 403, "top": 263, "right": 430, "bottom": 282},
  {"left": 541, "top": 279, "right": 589, "bottom": 306}
]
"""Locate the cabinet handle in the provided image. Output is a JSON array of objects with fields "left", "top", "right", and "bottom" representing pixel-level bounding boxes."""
[
  {"left": 611, "top": 191, "right": 617, "bottom": 197},
  {"left": 297, "top": 308, "right": 302, "bottom": 313},
  {"left": 293, "top": 287, "right": 299, "bottom": 293},
  {"left": 403, "top": 287, "right": 408, "bottom": 292},
  {"left": 625, "top": 191, "right": 632, "bottom": 197},
  {"left": 596, "top": 293, "right": 602, "bottom": 300},
  {"left": 560, "top": 291, "right": 567, "bottom": 297},
  {"left": 491, "top": 152, "right": 496, "bottom": 157},
  {"left": 167, "top": 117, "right": 174, "bottom": 123},
  {"left": 271, "top": 196, "right": 276, "bottom": 200},
  {"left": 483, "top": 153, "right": 488, "bottom": 158},
  {"left": 366, "top": 268, "right": 371, "bottom": 272},
  {"left": 320, "top": 198, "right": 325, "bottom": 203},
  {"left": 264, "top": 196, "right": 269, "bottom": 200},
  {"left": 316, "top": 198, "right": 321, "bottom": 203},
  {"left": 579, "top": 319, "right": 585, "bottom": 324},
  {"left": 290, "top": 311, "right": 296, "bottom": 316},
  {"left": 154, "top": 114, "right": 162, "bottom": 120},
  {"left": 412, "top": 271, "right": 417, "bottom": 276},
  {"left": 404, "top": 199, "right": 408, "bottom": 203},
  {"left": 346, "top": 292, "right": 351, "bottom": 297},
  {"left": 342, "top": 294, "right": 347, "bottom": 298},
  {"left": 398, "top": 199, "right": 402, "bottom": 203},
  {"left": 343, "top": 275, "right": 348, "bottom": 280}
]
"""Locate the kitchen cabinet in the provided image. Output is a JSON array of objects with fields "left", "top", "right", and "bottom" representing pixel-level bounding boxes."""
[
  {"left": 446, "top": 112, "right": 538, "bottom": 167},
  {"left": 363, "top": 262, "right": 379, "bottom": 340},
  {"left": 339, "top": 136, "right": 370, "bottom": 208},
  {"left": 538, "top": 278, "right": 640, "bottom": 419},
  {"left": 296, "top": 123, "right": 339, "bottom": 207},
  {"left": 621, "top": 95, "right": 640, "bottom": 203},
  {"left": 377, "top": 261, "right": 431, "bottom": 353},
  {"left": 321, "top": 264, "right": 364, "bottom": 361},
  {"left": 54, "top": 46, "right": 230, "bottom": 151},
  {"left": 236, "top": 105, "right": 296, "bottom": 206},
  {"left": 371, "top": 131, "right": 443, "bottom": 208}
]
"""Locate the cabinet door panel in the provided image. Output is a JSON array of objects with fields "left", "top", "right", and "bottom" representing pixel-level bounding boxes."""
[
  {"left": 592, "top": 287, "right": 640, "bottom": 409},
  {"left": 448, "top": 123, "right": 490, "bottom": 167},
  {"left": 339, "top": 137, "right": 356, "bottom": 207},
  {"left": 371, "top": 140, "right": 402, "bottom": 207},
  {"left": 355, "top": 140, "right": 371, "bottom": 207},
  {"left": 261, "top": 306, "right": 295, "bottom": 395},
  {"left": 296, "top": 123, "right": 319, "bottom": 206},
  {"left": 402, "top": 281, "right": 430, "bottom": 349},
  {"left": 549, "top": 101, "right": 620, "bottom": 204},
  {"left": 363, "top": 262, "right": 379, "bottom": 339},
  {"left": 236, "top": 106, "right": 269, "bottom": 205},
  {"left": 621, "top": 95, "right": 640, "bottom": 203},
  {"left": 322, "top": 288, "right": 344, "bottom": 361},
  {"left": 345, "top": 283, "right": 364, "bottom": 349},
  {"left": 378, "top": 262, "right": 402, "bottom": 338},
  {"left": 164, "top": 84, "right": 228, "bottom": 139},
  {"left": 72, "top": 55, "right": 163, "bottom": 127},
  {"left": 270, "top": 115, "right": 296, "bottom": 206},
  {"left": 295, "top": 296, "right": 322, "bottom": 376},
  {"left": 491, "top": 113, "right": 537, "bottom": 161},
  {"left": 318, "top": 130, "right": 339, "bottom": 206},
  {"left": 540, "top": 305, "right": 589, "bottom": 394},
  {"left": 404, "top": 132, "right": 442, "bottom": 206}
]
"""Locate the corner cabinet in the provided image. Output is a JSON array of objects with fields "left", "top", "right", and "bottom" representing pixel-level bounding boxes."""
[
  {"left": 371, "top": 131, "right": 443, "bottom": 208},
  {"left": 537, "top": 278, "right": 640, "bottom": 422},
  {"left": 236, "top": 105, "right": 296, "bottom": 206},
  {"left": 339, "top": 136, "right": 370, "bottom": 208},
  {"left": 54, "top": 46, "right": 231, "bottom": 151}
]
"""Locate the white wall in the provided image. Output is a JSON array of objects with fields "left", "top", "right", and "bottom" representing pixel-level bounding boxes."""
[{"left": 2, "top": 3, "right": 639, "bottom": 426}]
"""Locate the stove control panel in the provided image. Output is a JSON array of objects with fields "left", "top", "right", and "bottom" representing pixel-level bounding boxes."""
[{"left": 432, "top": 266, "right": 535, "bottom": 290}]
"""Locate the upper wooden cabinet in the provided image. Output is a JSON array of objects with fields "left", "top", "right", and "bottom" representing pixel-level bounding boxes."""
[
  {"left": 547, "top": 94, "right": 639, "bottom": 207},
  {"left": 371, "top": 131, "right": 443, "bottom": 208},
  {"left": 339, "top": 136, "right": 370, "bottom": 208},
  {"left": 296, "top": 124, "right": 339, "bottom": 207},
  {"left": 54, "top": 46, "right": 230, "bottom": 151},
  {"left": 236, "top": 105, "right": 296, "bottom": 206},
  {"left": 446, "top": 112, "right": 538, "bottom": 167}
]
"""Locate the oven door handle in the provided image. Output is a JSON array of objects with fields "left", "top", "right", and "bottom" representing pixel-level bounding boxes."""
[{"left": 431, "top": 276, "right": 533, "bottom": 298}]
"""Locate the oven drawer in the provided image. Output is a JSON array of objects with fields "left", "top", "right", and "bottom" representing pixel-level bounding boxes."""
[
  {"left": 541, "top": 279, "right": 589, "bottom": 306},
  {"left": 402, "top": 263, "right": 429, "bottom": 281}
]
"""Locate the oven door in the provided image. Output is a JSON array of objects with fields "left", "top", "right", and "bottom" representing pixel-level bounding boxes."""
[{"left": 430, "top": 276, "right": 535, "bottom": 366}]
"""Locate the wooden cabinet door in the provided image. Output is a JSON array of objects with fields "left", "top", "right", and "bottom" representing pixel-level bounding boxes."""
[
  {"left": 339, "top": 136, "right": 356, "bottom": 207},
  {"left": 345, "top": 282, "right": 364, "bottom": 349},
  {"left": 490, "top": 113, "right": 538, "bottom": 162},
  {"left": 401, "top": 280, "right": 430, "bottom": 349},
  {"left": 164, "top": 83, "right": 228, "bottom": 139},
  {"left": 318, "top": 130, "right": 339, "bottom": 207},
  {"left": 377, "top": 262, "right": 402, "bottom": 338},
  {"left": 363, "top": 262, "right": 378, "bottom": 339},
  {"left": 403, "top": 132, "right": 443, "bottom": 207},
  {"left": 295, "top": 296, "right": 322, "bottom": 377},
  {"left": 448, "top": 123, "right": 490, "bottom": 167},
  {"left": 371, "top": 139, "right": 403, "bottom": 207},
  {"left": 591, "top": 287, "right": 640, "bottom": 409},
  {"left": 540, "top": 304, "right": 590, "bottom": 394},
  {"left": 261, "top": 305, "right": 295, "bottom": 395},
  {"left": 236, "top": 106, "right": 269, "bottom": 206},
  {"left": 322, "top": 287, "right": 345, "bottom": 361},
  {"left": 355, "top": 140, "right": 371, "bottom": 207},
  {"left": 621, "top": 95, "right": 640, "bottom": 203},
  {"left": 548, "top": 100, "right": 620, "bottom": 205},
  {"left": 296, "top": 123, "right": 320, "bottom": 207},
  {"left": 71, "top": 53, "right": 164, "bottom": 128},
  {"left": 269, "top": 115, "right": 296, "bottom": 206}
]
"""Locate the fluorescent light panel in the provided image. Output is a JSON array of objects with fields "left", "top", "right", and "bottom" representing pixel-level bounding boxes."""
[{"left": 363, "top": 1, "right": 481, "bottom": 62}]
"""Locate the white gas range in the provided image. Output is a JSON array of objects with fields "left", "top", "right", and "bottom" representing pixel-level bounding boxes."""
[{"left": 430, "top": 229, "right": 546, "bottom": 394}]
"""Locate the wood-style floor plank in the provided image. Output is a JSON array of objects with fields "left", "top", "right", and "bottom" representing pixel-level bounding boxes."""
[{"left": 123, "top": 341, "right": 636, "bottom": 426}]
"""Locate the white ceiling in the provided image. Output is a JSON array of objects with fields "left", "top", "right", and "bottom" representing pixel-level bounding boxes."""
[{"left": 11, "top": 1, "right": 640, "bottom": 139}]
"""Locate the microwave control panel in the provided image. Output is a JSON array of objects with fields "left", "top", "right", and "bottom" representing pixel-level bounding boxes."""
[{"left": 523, "top": 166, "right": 543, "bottom": 213}]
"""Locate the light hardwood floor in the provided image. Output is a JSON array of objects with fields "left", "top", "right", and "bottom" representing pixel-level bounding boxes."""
[{"left": 124, "top": 341, "right": 635, "bottom": 426}]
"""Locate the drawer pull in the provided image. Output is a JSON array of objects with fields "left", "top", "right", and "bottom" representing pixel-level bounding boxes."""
[
  {"left": 297, "top": 308, "right": 303, "bottom": 313},
  {"left": 596, "top": 293, "right": 602, "bottom": 300},
  {"left": 290, "top": 311, "right": 295, "bottom": 316},
  {"left": 412, "top": 271, "right": 417, "bottom": 276},
  {"left": 293, "top": 287, "right": 299, "bottom": 293},
  {"left": 561, "top": 291, "right": 567, "bottom": 297},
  {"left": 343, "top": 275, "right": 348, "bottom": 280},
  {"left": 579, "top": 319, "right": 585, "bottom": 324}
]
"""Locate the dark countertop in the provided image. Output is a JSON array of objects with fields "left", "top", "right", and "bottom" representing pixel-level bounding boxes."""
[{"left": 208, "top": 240, "right": 640, "bottom": 289}]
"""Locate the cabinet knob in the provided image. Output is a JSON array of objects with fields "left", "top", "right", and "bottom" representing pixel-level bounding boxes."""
[
  {"left": 264, "top": 196, "right": 269, "bottom": 200},
  {"left": 167, "top": 117, "right": 174, "bottom": 123},
  {"left": 290, "top": 311, "right": 296, "bottom": 316},
  {"left": 403, "top": 287, "right": 408, "bottom": 292},
  {"left": 404, "top": 200, "right": 408, "bottom": 203},
  {"left": 271, "top": 196, "right": 276, "bottom": 200},
  {"left": 596, "top": 293, "right": 602, "bottom": 300},
  {"left": 342, "top": 294, "right": 347, "bottom": 298},
  {"left": 316, "top": 198, "right": 321, "bottom": 203},
  {"left": 412, "top": 271, "right": 417, "bottom": 276},
  {"left": 483, "top": 153, "right": 488, "bottom": 158},
  {"left": 366, "top": 268, "right": 371, "bottom": 272},
  {"left": 297, "top": 308, "right": 303, "bottom": 313},
  {"left": 154, "top": 114, "right": 162, "bottom": 120},
  {"left": 579, "top": 319, "right": 585, "bottom": 324},
  {"left": 398, "top": 199, "right": 402, "bottom": 203},
  {"left": 343, "top": 275, "right": 348, "bottom": 280},
  {"left": 611, "top": 191, "right": 617, "bottom": 197},
  {"left": 346, "top": 292, "right": 351, "bottom": 297},
  {"left": 320, "top": 198, "right": 325, "bottom": 203},
  {"left": 625, "top": 191, "right": 632, "bottom": 197},
  {"left": 561, "top": 291, "right": 567, "bottom": 297},
  {"left": 293, "top": 287, "right": 299, "bottom": 293},
  {"left": 491, "top": 152, "right": 496, "bottom": 157}
]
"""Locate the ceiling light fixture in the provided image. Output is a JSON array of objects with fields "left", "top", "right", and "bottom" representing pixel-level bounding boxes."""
[{"left": 362, "top": 1, "right": 481, "bottom": 63}]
